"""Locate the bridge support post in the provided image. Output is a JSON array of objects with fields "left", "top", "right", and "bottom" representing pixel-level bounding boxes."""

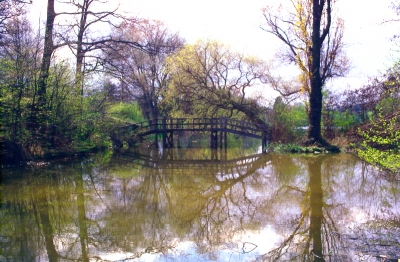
[
  {"left": 210, "top": 118, "right": 217, "bottom": 148},
  {"left": 219, "top": 118, "right": 227, "bottom": 149},
  {"left": 219, "top": 118, "right": 222, "bottom": 149},
  {"left": 162, "top": 118, "right": 166, "bottom": 148},
  {"left": 162, "top": 118, "right": 174, "bottom": 148},
  {"left": 211, "top": 149, "right": 217, "bottom": 160},
  {"left": 210, "top": 118, "right": 228, "bottom": 149},
  {"left": 154, "top": 119, "right": 159, "bottom": 147},
  {"left": 161, "top": 118, "right": 174, "bottom": 148},
  {"left": 219, "top": 131, "right": 227, "bottom": 149},
  {"left": 177, "top": 131, "right": 181, "bottom": 148},
  {"left": 211, "top": 131, "right": 218, "bottom": 148},
  {"left": 262, "top": 132, "right": 269, "bottom": 153},
  {"left": 166, "top": 132, "right": 173, "bottom": 148}
]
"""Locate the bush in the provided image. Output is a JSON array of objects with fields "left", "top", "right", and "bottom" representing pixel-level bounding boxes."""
[
  {"left": 357, "top": 111, "right": 400, "bottom": 172},
  {"left": 269, "top": 98, "right": 308, "bottom": 143},
  {"left": 107, "top": 102, "right": 145, "bottom": 123}
]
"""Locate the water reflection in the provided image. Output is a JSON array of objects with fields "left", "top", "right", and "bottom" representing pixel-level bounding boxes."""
[
  {"left": 261, "top": 156, "right": 337, "bottom": 261},
  {"left": 1, "top": 150, "right": 399, "bottom": 261}
]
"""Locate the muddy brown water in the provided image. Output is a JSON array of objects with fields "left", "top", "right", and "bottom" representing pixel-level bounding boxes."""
[{"left": 1, "top": 146, "right": 399, "bottom": 261}]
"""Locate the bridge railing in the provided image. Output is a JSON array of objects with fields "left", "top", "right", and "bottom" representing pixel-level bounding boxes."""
[
  {"left": 129, "top": 117, "right": 265, "bottom": 138},
  {"left": 222, "top": 118, "right": 263, "bottom": 137},
  {"left": 128, "top": 119, "right": 160, "bottom": 134}
]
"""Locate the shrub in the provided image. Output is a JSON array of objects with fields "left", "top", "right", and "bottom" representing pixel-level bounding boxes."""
[
  {"left": 107, "top": 102, "right": 145, "bottom": 123},
  {"left": 357, "top": 111, "right": 400, "bottom": 172}
]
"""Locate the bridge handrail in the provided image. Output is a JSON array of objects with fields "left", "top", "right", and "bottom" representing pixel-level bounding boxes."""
[
  {"left": 122, "top": 117, "right": 266, "bottom": 138},
  {"left": 136, "top": 117, "right": 260, "bottom": 128}
]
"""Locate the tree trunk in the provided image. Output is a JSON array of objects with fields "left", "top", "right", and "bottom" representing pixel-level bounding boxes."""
[
  {"left": 37, "top": 0, "right": 56, "bottom": 108},
  {"left": 75, "top": 0, "right": 89, "bottom": 96},
  {"left": 29, "top": 0, "right": 56, "bottom": 153},
  {"left": 307, "top": 0, "right": 324, "bottom": 145}
]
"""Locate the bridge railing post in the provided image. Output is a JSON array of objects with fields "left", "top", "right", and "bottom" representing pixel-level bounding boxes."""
[
  {"left": 162, "top": 118, "right": 166, "bottom": 148},
  {"left": 262, "top": 132, "right": 269, "bottom": 153},
  {"left": 210, "top": 118, "right": 217, "bottom": 148},
  {"left": 219, "top": 117, "right": 222, "bottom": 149}
]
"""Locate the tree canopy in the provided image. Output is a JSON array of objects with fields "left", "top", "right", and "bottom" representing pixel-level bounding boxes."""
[{"left": 162, "top": 39, "right": 270, "bottom": 129}]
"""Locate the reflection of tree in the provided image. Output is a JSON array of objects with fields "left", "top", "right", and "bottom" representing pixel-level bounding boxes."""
[
  {"left": 1, "top": 165, "right": 78, "bottom": 261},
  {"left": 32, "top": 191, "right": 59, "bottom": 262},
  {"left": 1, "top": 160, "right": 102, "bottom": 261},
  {"left": 184, "top": 157, "right": 265, "bottom": 253},
  {"left": 75, "top": 171, "right": 89, "bottom": 262},
  {"left": 92, "top": 151, "right": 272, "bottom": 258},
  {"left": 88, "top": 159, "right": 179, "bottom": 258},
  {"left": 260, "top": 156, "right": 346, "bottom": 261},
  {"left": 1, "top": 195, "right": 38, "bottom": 261},
  {"left": 2, "top": 152, "right": 399, "bottom": 261},
  {"left": 309, "top": 157, "right": 324, "bottom": 262}
]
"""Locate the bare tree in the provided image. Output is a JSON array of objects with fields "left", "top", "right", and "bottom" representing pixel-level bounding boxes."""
[
  {"left": 0, "top": 0, "right": 31, "bottom": 46},
  {"left": 55, "top": 0, "right": 141, "bottom": 95},
  {"left": 339, "top": 64, "right": 400, "bottom": 123},
  {"left": 262, "top": 0, "right": 349, "bottom": 145},
  {"left": 36, "top": 0, "right": 144, "bottom": 106},
  {"left": 104, "top": 20, "right": 184, "bottom": 120}
]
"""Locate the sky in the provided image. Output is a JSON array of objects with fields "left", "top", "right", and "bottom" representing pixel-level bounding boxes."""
[{"left": 29, "top": 0, "right": 399, "bottom": 93}]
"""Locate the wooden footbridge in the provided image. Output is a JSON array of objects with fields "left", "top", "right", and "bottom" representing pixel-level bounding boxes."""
[{"left": 115, "top": 117, "right": 269, "bottom": 152}]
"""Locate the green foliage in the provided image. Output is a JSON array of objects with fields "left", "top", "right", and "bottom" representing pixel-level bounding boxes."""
[
  {"left": 270, "top": 143, "right": 324, "bottom": 153},
  {"left": 291, "top": 104, "right": 309, "bottom": 127},
  {"left": 357, "top": 147, "right": 400, "bottom": 172},
  {"left": 332, "top": 110, "right": 358, "bottom": 131},
  {"left": 357, "top": 112, "right": 400, "bottom": 172},
  {"left": 377, "top": 96, "right": 400, "bottom": 116},
  {"left": 69, "top": 100, "right": 110, "bottom": 151},
  {"left": 1, "top": 55, "right": 115, "bottom": 161},
  {"left": 107, "top": 102, "right": 144, "bottom": 123},
  {"left": 270, "top": 98, "right": 308, "bottom": 142}
]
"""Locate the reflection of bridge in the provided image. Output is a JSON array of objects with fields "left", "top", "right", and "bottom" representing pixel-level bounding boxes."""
[
  {"left": 118, "top": 118, "right": 269, "bottom": 152},
  {"left": 131, "top": 149, "right": 269, "bottom": 178}
]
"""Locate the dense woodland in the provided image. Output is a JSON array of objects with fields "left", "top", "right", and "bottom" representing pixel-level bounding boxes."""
[{"left": 0, "top": 0, "right": 399, "bottom": 171}]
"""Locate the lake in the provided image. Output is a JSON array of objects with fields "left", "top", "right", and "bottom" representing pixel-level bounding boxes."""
[{"left": 1, "top": 145, "right": 399, "bottom": 261}]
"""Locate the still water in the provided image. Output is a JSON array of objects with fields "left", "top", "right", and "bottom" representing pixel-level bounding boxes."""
[{"left": 1, "top": 146, "right": 399, "bottom": 262}]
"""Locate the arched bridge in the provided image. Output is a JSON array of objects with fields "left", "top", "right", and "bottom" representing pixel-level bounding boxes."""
[{"left": 116, "top": 118, "right": 269, "bottom": 152}]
